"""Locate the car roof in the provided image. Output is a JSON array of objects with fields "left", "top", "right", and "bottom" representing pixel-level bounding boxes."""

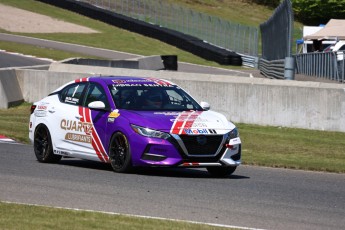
[{"left": 90, "top": 76, "right": 176, "bottom": 86}]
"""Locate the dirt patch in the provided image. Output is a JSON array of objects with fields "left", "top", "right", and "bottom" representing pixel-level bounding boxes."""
[{"left": 0, "top": 4, "right": 98, "bottom": 33}]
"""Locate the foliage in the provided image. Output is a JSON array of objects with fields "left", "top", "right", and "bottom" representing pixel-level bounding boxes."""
[
  {"left": 247, "top": 0, "right": 345, "bottom": 25},
  {"left": 248, "top": 0, "right": 281, "bottom": 8},
  {"left": 292, "top": 0, "right": 345, "bottom": 25}
]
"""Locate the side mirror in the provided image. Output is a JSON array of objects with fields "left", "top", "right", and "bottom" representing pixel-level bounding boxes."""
[
  {"left": 88, "top": 101, "right": 106, "bottom": 110},
  {"left": 200, "top": 101, "right": 210, "bottom": 111}
]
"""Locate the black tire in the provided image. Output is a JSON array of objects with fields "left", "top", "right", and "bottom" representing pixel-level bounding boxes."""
[
  {"left": 109, "top": 132, "right": 132, "bottom": 173},
  {"left": 34, "top": 125, "right": 62, "bottom": 163},
  {"left": 206, "top": 166, "right": 237, "bottom": 177}
]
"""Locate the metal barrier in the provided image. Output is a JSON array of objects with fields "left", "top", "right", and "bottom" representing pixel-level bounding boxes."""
[
  {"left": 259, "top": 59, "right": 285, "bottom": 79},
  {"left": 78, "top": 0, "right": 259, "bottom": 58},
  {"left": 240, "top": 53, "right": 259, "bottom": 68},
  {"left": 295, "top": 51, "right": 345, "bottom": 83}
]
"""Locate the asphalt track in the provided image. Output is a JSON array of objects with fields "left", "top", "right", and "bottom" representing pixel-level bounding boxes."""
[
  {"left": 0, "top": 51, "right": 51, "bottom": 68},
  {"left": 0, "top": 142, "right": 344, "bottom": 230},
  {"left": 0, "top": 33, "right": 250, "bottom": 76}
]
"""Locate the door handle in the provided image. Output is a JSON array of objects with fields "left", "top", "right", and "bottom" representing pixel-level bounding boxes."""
[{"left": 48, "top": 108, "right": 55, "bottom": 113}]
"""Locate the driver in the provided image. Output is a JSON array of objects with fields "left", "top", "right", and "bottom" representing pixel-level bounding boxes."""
[{"left": 144, "top": 90, "right": 163, "bottom": 109}]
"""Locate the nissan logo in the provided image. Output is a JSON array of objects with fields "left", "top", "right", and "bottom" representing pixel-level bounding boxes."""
[{"left": 196, "top": 135, "right": 207, "bottom": 145}]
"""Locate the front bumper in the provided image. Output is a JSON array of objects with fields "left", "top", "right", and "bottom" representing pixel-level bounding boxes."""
[{"left": 130, "top": 132, "right": 241, "bottom": 168}]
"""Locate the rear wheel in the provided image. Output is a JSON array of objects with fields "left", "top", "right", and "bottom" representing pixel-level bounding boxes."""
[
  {"left": 109, "top": 132, "right": 132, "bottom": 173},
  {"left": 206, "top": 166, "right": 237, "bottom": 177},
  {"left": 34, "top": 125, "right": 61, "bottom": 163}
]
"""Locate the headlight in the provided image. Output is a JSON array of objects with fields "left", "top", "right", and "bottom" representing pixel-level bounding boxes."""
[
  {"left": 229, "top": 128, "right": 239, "bottom": 139},
  {"left": 131, "top": 124, "right": 170, "bottom": 139}
]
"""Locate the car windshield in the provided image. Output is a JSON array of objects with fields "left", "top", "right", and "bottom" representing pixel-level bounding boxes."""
[{"left": 109, "top": 85, "right": 203, "bottom": 111}]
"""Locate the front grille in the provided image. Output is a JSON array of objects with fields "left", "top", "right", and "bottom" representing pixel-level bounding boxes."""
[{"left": 179, "top": 135, "right": 223, "bottom": 156}]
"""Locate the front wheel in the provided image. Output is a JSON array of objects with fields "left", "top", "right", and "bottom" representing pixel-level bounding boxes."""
[
  {"left": 206, "top": 166, "right": 237, "bottom": 177},
  {"left": 34, "top": 125, "right": 61, "bottom": 163},
  {"left": 109, "top": 132, "right": 132, "bottom": 173}
]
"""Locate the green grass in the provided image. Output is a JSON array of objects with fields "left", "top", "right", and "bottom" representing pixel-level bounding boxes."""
[
  {"left": 238, "top": 123, "right": 345, "bottom": 173},
  {"left": 0, "top": 40, "right": 98, "bottom": 61},
  {"left": 1, "top": 103, "right": 345, "bottom": 173},
  {"left": 0, "top": 202, "right": 234, "bottom": 230},
  {"left": 0, "top": 102, "right": 31, "bottom": 143}
]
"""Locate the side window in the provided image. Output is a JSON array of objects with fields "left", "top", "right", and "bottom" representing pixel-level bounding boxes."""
[
  {"left": 84, "top": 83, "right": 109, "bottom": 108},
  {"left": 166, "top": 89, "right": 193, "bottom": 109},
  {"left": 60, "top": 83, "right": 86, "bottom": 105},
  {"left": 338, "top": 45, "right": 345, "bottom": 51}
]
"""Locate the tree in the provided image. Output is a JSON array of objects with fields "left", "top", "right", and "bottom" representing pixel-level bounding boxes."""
[{"left": 293, "top": 0, "right": 345, "bottom": 25}]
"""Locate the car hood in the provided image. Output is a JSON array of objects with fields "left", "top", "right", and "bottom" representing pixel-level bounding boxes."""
[{"left": 120, "top": 110, "right": 235, "bottom": 135}]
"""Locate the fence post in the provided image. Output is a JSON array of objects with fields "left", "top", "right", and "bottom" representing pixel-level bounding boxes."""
[{"left": 284, "top": 57, "right": 295, "bottom": 80}]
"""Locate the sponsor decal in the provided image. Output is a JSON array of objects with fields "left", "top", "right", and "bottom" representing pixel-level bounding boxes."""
[
  {"left": 108, "top": 109, "right": 120, "bottom": 123},
  {"left": 113, "top": 83, "right": 173, "bottom": 87},
  {"left": 229, "top": 137, "right": 241, "bottom": 145},
  {"left": 65, "top": 96, "right": 79, "bottom": 104},
  {"left": 37, "top": 105, "right": 47, "bottom": 110},
  {"left": 154, "top": 112, "right": 180, "bottom": 116},
  {"left": 111, "top": 78, "right": 172, "bottom": 86},
  {"left": 65, "top": 133, "right": 92, "bottom": 143},
  {"left": 108, "top": 110, "right": 120, "bottom": 118},
  {"left": 78, "top": 106, "right": 109, "bottom": 162},
  {"left": 184, "top": 128, "right": 209, "bottom": 135},
  {"left": 34, "top": 110, "right": 47, "bottom": 117},
  {"left": 35, "top": 102, "right": 49, "bottom": 116},
  {"left": 60, "top": 119, "right": 93, "bottom": 135},
  {"left": 53, "top": 150, "right": 70, "bottom": 156}
]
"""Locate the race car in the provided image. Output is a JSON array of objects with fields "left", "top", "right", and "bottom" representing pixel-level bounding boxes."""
[{"left": 29, "top": 76, "right": 241, "bottom": 176}]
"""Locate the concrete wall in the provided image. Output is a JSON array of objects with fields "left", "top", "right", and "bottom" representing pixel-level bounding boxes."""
[
  {"left": 14, "top": 65, "right": 345, "bottom": 132},
  {"left": 0, "top": 68, "right": 24, "bottom": 109}
]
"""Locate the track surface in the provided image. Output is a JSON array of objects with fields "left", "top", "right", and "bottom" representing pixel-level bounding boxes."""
[
  {"left": 0, "top": 33, "right": 249, "bottom": 76},
  {"left": 0, "top": 51, "right": 51, "bottom": 68},
  {"left": 0, "top": 142, "right": 344, "bottom": 230}
]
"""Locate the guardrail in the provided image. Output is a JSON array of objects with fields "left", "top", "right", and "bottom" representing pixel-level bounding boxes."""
[
  {"left": 240, "top": 54, "right": 259, "bottom": 68},
  {"left": 259, "top": 58, "right": 285, "bottom": 79}
]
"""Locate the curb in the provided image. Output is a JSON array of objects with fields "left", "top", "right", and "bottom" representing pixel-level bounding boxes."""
[{"left": 0, "top": 135, "right": 17, "bottom": 144}]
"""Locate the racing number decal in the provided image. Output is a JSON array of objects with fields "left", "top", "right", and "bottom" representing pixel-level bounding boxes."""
[{"left": 78, "top": 106, "right": 109, "bottom": 162}]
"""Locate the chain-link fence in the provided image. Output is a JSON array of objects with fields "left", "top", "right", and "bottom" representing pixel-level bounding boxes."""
[{"left": 78, "top": 0, "right": 259, "bottom": 57}]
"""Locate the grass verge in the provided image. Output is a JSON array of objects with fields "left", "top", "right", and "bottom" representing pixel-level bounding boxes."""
[
  {"left": 0, "top": 40, "right": 98, "bottom": 61},
  {"left": 0, "top": 202, "right": 234, "bottom": 230},
  {"left": 1, "top": 103, "right": 344, "bottom": 173}
]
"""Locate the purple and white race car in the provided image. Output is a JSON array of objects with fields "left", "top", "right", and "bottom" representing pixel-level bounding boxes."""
[{"left": 29, "top": 76, "right": 241, "bottom": 176}]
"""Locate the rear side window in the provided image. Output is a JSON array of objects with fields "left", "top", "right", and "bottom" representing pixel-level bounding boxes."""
[{"left": 60, "top": 83, "right": 86, "bottom": 105}]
